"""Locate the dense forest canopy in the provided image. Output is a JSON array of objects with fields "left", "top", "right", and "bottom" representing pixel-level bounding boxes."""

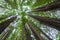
[{"left": 0, "top": 0, "right": 60, "bottom": 40}]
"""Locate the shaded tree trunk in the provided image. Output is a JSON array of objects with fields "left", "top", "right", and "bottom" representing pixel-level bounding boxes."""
[
  {"left": 28, "top": 14, "right": 60, "bottom": 31},
  {"left": 29, "top": 21, "right": 53, "bottom": 40},
  {"left": 24, "top": 24, "right": 32, "bottom": 40},
  {"left": 27, "top": 23, "right": 43, "bottom": 40},
  {"left": 22, "top": 28, "right": 25, "bottom": 40},
  {"left": 22, "top": 23, "right": 32, "bottom": 40},
  {"left": 0, "top": 15, "right": 17, "bottom": 34},
  {"left": 32, "top": 0, "right": 60, "bottom": 12}
]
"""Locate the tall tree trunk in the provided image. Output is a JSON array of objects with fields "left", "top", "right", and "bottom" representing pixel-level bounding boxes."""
[
  {"left": 0, "top": 15, "right": 17, "bottom": 34},
  {"left": 29, "top": 21, "right": 53, "bottom": 40},
  {"left": 28, "top": 14, "right": 60, "bottom": 31},
  {"left": 24, "top": 24, "right": 32, "bottom": 40},
  {"left": 27, "top": 23, "right": 43, "bottom": 40},
  {"left": 32, "top": 0, "right": 60, "bottom": 12},
  {"left": 22, "top": 23, "right": 32, "bottom": 40},
  {"left": 22, "top": 28, "right": 25, "bottom": 40}
]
